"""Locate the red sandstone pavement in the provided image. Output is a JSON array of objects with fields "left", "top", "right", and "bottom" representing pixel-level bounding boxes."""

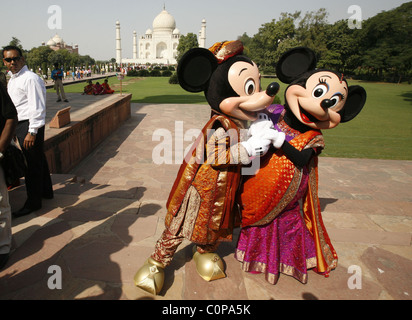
[{"left": 0, "top": 98, "right": 411, "bottom": 301}]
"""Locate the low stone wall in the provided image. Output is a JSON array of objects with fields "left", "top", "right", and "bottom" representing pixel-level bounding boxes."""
[{"left": 44, "top": 94, "right": 132, "bottom": 173}]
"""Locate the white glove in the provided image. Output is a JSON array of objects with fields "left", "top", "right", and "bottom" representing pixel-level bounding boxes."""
[
  {"left": 241, "top": 136, "right": 272, "bottom": 157},
  {"left": 242, "top": 127, "right": 280, "bottom": 157},
  {"left": 248, "top": 113, "right": 286, "bottom": 150},
  {"left": 272, "top": 131, "right": 286, "bottom": 149},
  {"left": 248, "top": 113, "right": 274, "bottom": 138}
]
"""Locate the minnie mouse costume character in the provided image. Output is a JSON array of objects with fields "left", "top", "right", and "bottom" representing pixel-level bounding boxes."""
[
  {"left": 134, "top": 41, "right": 282, "bottom": 295},
  {"left": 235, "top": 47, "right": 367, "bottom": 284}
]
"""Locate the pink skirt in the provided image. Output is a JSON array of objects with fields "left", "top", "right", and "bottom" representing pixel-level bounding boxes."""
[{"left": 235, "top": 203, "right": 317, "bottom": 284}]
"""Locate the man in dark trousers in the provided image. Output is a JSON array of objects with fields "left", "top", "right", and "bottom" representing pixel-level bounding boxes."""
[
  {"left": 0, "top": 76, "right": 18, "bottom": 269},
  {"left": 2, "top": 46, "right": 53, "bottom": 218}
]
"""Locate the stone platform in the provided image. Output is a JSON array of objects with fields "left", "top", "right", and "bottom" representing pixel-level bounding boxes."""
[
  {"left": 44, "top": 93, "right": 131, "bottom": 173},
  {"left": 0, "top": 101, "right": 411, "bottom": 301}
]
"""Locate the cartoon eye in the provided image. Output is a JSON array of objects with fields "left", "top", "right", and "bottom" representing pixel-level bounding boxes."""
[
  {"left": 329, "top": 94, "right": 344, "bottom": 108},
  {"left": 245, "top": 79, "right": 256, "bottom": 96},
  {"left": 312, "top": 83, "right": 328, "bottom": 99}
]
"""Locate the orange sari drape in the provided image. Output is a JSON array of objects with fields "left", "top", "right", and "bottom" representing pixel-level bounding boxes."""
[{"left": 239, "top": 130, "right": 337, "bottom": 275}]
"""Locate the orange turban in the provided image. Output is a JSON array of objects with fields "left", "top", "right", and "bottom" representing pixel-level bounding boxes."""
[{"left": 208, "top": 40, "right": 244, "bottom": 64}]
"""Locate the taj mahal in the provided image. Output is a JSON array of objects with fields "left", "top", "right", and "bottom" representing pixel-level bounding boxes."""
[{"left": 116, "top": 6, "right": 206, "bottom": 65}]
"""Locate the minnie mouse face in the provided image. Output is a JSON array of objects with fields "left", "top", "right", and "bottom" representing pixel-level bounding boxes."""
[
  {"left": 276, "top": 47, "right": 366, "bottom": 129},
  {"left": 286, "top": 71, "right": 348, "bottom": 129}
]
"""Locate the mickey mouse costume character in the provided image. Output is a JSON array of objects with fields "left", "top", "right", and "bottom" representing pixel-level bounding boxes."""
[
  {"left": 235, "top": 47, "right": 367, "bottom": 284},
  {"left": 133, "top": 40, "right": 282, "bottom": 295}
]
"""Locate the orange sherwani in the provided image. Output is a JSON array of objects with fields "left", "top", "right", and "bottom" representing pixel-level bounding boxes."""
[
  {"left": 151, "top": 113, "right": 249, "bottom": 266},
  {"left": 165, "top": 114, "right": 247, "bottom": 245}
]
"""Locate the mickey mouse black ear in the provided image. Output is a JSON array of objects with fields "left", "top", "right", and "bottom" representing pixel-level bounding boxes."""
[
  {"left": 177, "top": 48, "right": 218, "bottom": 93},
  {"left": 276, "top": 47, "right": 317, "bottom": 84}
]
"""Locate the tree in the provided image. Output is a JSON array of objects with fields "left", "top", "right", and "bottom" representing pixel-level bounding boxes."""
[
  {"left": 319, "top": 19, "right": 361, "bottom": 72},
  {"left": 358, "top": 2, "right": 412, "bottom": 82},
  {"left": 48, "top": 49, "right": 73, "bottom": 67},
  {"left": 249, "top": 12, "right": 300, "bottom": 74},
  {"left": 78, "top": 55, "right": 95, "bottom": 69},
  {"left": 237, "top": 32, "right": 253, "bottom": 57},
  {"left": 236, "top": 2, "right": 412, "bottom": 83},
  {"left": 296, "top": 8, "right": 329, "bottom": 60},
  {"left": 176, "top": 33, "right": 199, "bottom": 63},
  {"left": 25, "top": 46, "right": 53, "bottom": 74}
]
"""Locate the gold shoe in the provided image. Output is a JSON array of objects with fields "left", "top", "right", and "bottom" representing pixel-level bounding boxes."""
[
  {"left": 192, "top": 246, "right": 226, "bottom": 282},
  {"left": 134, "top": 257, "right": 165, "bottom": 295}
]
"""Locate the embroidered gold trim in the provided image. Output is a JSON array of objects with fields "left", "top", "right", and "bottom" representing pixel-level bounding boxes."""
[
  {"left": 168, "top": 185, "right": 201, "bottom": 237},
  {"left": 307, "top": 160, "right": 338, "bottom": 272},
  {"left": 236, "top": 249, "right": 317, "bottom": 284}
]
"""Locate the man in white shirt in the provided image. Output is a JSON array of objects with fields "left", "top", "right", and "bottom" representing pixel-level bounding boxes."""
[{"left": 2, "top": 46, "right": 54, "bottom": 217}]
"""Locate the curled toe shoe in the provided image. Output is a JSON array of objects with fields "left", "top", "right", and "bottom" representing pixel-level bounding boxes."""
[
  {"left": 192, "top": 246, "right": 226, "bottom": 282},
  {"left": 134, "top": 257, "right": 165, "bottom": 295}
]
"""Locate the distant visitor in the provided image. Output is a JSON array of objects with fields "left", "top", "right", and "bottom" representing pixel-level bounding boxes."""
[{"left": 102, "top": 79, "right": 114, "bottom": 94}]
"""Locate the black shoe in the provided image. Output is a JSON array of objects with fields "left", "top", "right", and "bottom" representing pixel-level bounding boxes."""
[
  {"left": 56, "top": 99, "right": 62, "bottom": 102},
  {"left": 12, "top": 205, "right": 41, "bottom": 218},
  {"left": 0, "top": 253, "right": 9, "bottom": 270},
  {"left": 64, "top": 99, "right": 69, "bottom": 102}
]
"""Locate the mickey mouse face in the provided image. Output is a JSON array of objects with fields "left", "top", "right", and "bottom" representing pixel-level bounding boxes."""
[
  {"left": 228, "top": 60, "right": 261, "bottom": 96},
  {"left": 219, "top": 60, "right": 276, "bottom": 121},
  {"left": 286, "top": 71, "right": 348, "bottom": 129},
  {"left": 178, "top": 44, "right": 279, "bottom": 121}
]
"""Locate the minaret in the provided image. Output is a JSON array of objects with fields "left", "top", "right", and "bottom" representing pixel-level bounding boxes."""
[
  {"left": 133, "top": 31, "right": 137, "bottom": 59},
  {"left": 199, "top": 19, "right": 206, "bottom": 48},
  {"left": 116, "top": 21, "right": 122, "bottom": 65}
]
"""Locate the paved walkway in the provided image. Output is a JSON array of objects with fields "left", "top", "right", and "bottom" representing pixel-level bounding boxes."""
[
  {"left": 43, "top": 72, "right": 117, "bottom": 89},
  {"left": 0, "top": 96, "right": 411, "bottom": 300}
]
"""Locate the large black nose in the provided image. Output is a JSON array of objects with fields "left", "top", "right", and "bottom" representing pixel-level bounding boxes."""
[
  {"left": 266, "top": 82, "right": 280, "bottom": 97},
  {"left": 321, "top": 99, "right": 335, "bottom": 109}
]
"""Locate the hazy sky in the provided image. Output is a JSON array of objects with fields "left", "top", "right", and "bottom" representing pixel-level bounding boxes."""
[{"left": 0, "top": 0, "right": 409, "bottom": 61}]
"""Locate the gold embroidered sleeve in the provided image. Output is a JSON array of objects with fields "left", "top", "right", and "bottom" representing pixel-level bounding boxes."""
[
  {"left": 205, "top": 127, "right": 249, "bottom": 167},
  {"left": 304, "top": 134, "right": 325, "bottom": 154}
]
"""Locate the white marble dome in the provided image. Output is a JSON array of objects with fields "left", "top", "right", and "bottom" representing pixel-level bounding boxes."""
[
  {"left": 47, "top": 39, "right": 56, "bottom": 46},
  {"left": 52, "top": 34, "right": 64, "bottom": 44},
  {"left": 153, "top": 9, "right": 176, "bottom": 31}
]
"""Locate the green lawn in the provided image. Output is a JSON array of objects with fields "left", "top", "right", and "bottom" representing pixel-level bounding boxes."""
[
  {"left": 57, "top": 76, "right": 207, "bottom": 104},
  {"left": 52, "top": 76, "right": 412, "bottom": 160}
]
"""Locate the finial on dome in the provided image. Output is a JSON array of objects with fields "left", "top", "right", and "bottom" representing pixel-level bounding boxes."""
[{"left": 163, "top": 3, "right": 166, "bottom": 10}]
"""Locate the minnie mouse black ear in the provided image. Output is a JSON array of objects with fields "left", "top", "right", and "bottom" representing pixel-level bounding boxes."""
[
  {"left": 177, "top": 48, "right": 218, "bottom": 93},
  {"left": 276, "top": 47, "right": 317, "bottom": 84},
  {"left": 339, "top": 86, "right": 367, "bottom": 123}
]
